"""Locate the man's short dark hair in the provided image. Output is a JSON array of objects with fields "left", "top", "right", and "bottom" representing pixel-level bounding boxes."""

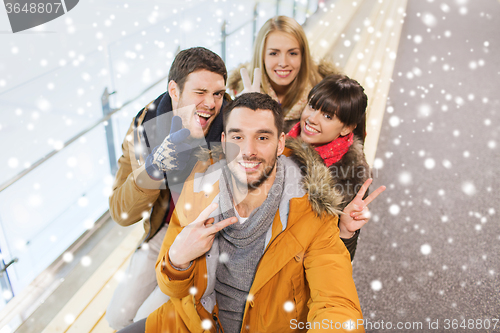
[
  {"left": 168, "top": 47, "right": 227, "bottom": 92},
  {"left": 223, "top": 93, "right": 284, "bottom": 135}
]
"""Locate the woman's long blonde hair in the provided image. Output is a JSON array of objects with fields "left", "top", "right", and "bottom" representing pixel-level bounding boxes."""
[{"left": 250, "top": 16, "right": 322, "bottom": 114}]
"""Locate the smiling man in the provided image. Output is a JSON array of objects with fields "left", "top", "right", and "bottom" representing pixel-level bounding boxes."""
[
  {"left": 119, "top": 93, "right": 365, "bottom": 333},
  {"left": 106, "top": 47, "right": 228, "bottom": 330}
]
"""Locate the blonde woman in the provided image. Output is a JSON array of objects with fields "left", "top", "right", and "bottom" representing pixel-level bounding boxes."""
[{"left": 228, "top": 15, "right": 338, "bottom": 132}]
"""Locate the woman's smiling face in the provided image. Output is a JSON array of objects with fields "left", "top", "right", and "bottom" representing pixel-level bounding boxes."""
[
  {"left": 263, "top": 31, "right": 302, "bottom": 93},
  {"left": 299, "top": 104, "right": 354, "bottom": 146}
]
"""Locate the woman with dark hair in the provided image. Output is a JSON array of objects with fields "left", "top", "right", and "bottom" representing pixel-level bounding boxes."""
[{"left": 285, "top": 74, "right": 385, "bottom": 259}]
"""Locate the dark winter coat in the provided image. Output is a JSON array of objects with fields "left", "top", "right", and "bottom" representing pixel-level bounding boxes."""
[{"left": 284, "top": 136, "right": 371, "bottom": 260}]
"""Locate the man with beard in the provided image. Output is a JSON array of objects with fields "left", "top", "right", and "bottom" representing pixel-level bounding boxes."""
[
  {"left": 119, "top": 93, "right": 364, "bottom": 333},
  {"left": 106, "top": 47, "right": 228, "bottom": 330}
]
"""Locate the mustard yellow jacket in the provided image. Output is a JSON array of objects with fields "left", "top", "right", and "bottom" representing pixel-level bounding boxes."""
[{"left": 147, "top": 153, "right": 364, "bottom": 333}]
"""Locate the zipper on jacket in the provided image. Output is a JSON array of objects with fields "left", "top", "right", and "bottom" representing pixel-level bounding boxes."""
[{"left": 212, "top": 313, "right": 222, "bottom": 333}]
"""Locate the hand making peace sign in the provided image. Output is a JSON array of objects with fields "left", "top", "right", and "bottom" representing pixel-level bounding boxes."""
[
  {"left": 238, "top": 67, "right": 262, "bottom": 95},
  {"left": 339, "top": 178, "right": 386, "bottom": 239},
  {"left": 168, "top": 203, "right": 238, "bottom": 269}
]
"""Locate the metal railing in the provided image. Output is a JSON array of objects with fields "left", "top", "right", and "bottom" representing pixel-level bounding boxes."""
[
  {"left": 220, "top": 2, "right": 260, "bottom": 62},
  {"left": 219, "top": 0, "right": 315, "bottom": 62},
  {"left": 0, "top": 0, "right": 320, "bottom": 194},
  {"left": 0, "top": 1, "right": 320, "bottom": 302},
  {"left": 0, "top": 72, "right": 169, "bottom": 194}
]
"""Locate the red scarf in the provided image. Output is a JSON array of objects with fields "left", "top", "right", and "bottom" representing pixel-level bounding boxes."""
[{"left": 287, "top": 122, "right": 353, "bottom": 167}]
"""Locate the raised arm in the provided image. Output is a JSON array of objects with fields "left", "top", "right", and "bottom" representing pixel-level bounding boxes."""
[{"left": 304, "top": 218, "right": 365, "bottom": 332}]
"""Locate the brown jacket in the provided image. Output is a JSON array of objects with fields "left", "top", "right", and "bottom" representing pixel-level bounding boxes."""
[{"left": 108, "top": 102, "right": 169, "bottom": 243}]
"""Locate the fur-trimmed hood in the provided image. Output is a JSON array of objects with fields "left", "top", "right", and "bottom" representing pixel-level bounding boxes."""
[{"left": 285, "top": 136, "right": 370, "bottom": 212}]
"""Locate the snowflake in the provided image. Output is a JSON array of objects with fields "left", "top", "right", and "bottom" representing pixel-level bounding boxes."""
[
  {"left": 373, "top": 158, "right": 384, "bottom": 169},
  {"left": 418, "top": 103, "right": 431, "bottom": 117},
  {"left": 439, "top": 3, "right": 450, "bottom": 12},
  {"left": 63, "top": 253, "right": 74, "bottom": 263},
  {"left": 201, "top": 319, "right": 212, "bottom": 330},
  {"left": 370, "top": 280, "right": 382, "bottom": 291},
  {"left": 8, "top": 158, "right": 19, "bottom": 168},
  {"left": 389, "top": 116, "right": 400, "bottom": 127},
  {"left": 81, "top": 256, "right": 92, "bottom": 267},
  {"left": 462, "top": 182, "right": 476, "bottom": 196},
  {"left": 421, "top": 13, "right": 437, "bottom": 27},
  {"left": 398, "top": 172, "right": 412, "bottom": 185},
  {"left": 424, "top": 158, "right": 435, "bottom": 169},
  {"left": 64, "top": 314, "right": 75, "bottom": 325},
  {"left": 283, "top": 301, "right": 294, "bottom": 312},
  {"left": 219, "top": 252, "right": 229, "bottom": 263},
  {"left": 83, "top": 219, "right": 94, "bottom": 229},
  {"left": 420, "top": 244, "right": 431, "bottom": 255},
  {"left": 389, "top": 204, "right": 400, "bottom": 215}
]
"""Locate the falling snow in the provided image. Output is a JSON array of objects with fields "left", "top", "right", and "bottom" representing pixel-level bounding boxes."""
[
  {"left": 219, "top": 252, "right": 229, "bottom": 263},
  {"left": 389, "top": 204, "right": 400, "bottom": 215},
  {"left": 424, "top": 158, "right": 435, "bottom": 169},
  {"left": 283, "top": 301, "right": 295, "bottom": 312},
  {"left": 420, "top": 244, "right": 432, "bottom": 255},
  {"left": 461, "top": 182, "right": 476, "bottom": 196},
  {"left": 371, "top": 280, "right": 382, "bottom": 291},
  {"left": 201, "top": 319, "right": 212, "bottom": 330},
  {"left": 0, "top": 1, "right": 497, "bottom": 330}
]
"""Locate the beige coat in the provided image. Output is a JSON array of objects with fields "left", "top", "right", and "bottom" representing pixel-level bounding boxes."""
[{"left": 109, "top": 101, "right": 171, "bottom": 243}]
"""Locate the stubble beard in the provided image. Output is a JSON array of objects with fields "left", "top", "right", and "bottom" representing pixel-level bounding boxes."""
[{"left": 228, "top": 150, "right": 278, "bottom": 192}]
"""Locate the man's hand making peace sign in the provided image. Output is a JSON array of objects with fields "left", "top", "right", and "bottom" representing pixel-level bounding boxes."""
[{"left": 168, "top": 203, "right": 238, "bottom": 269}]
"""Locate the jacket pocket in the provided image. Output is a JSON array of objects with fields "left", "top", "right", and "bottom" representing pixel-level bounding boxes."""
[{"left": 291, "top": 259, "right": 308, "bottom": 322}]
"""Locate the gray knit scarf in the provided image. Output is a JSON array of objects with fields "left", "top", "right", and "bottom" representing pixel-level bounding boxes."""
[{"left": 215, "top": 156, "right": 285, "bottom": 333}]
